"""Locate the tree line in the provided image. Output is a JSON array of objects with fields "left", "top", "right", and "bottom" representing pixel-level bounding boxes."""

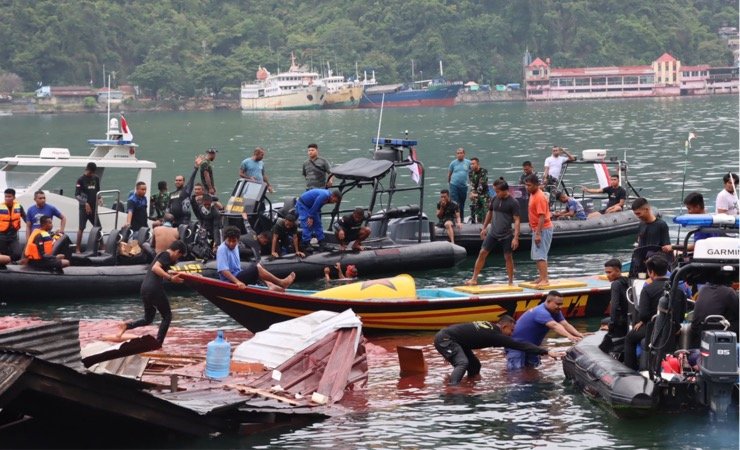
[{"left": 0, "top": 0, "right": 736, "bottom": 98}]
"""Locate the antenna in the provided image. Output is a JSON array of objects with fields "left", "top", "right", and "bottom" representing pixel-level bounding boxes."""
[
  {"left": 106, "top": 74, "right": 111, "bottom": 136},
  {"left": 375, "top": 93, "right": 385, "bottom": 150}
]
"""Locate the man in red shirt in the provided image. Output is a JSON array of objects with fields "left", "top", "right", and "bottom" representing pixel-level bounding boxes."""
[{"left": 525, "top": 174, "right": 553, "bottom": 287}]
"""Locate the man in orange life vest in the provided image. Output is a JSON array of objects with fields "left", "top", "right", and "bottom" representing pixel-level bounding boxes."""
[
  {"left": 0, "top": 188, "right": 27, "bottom": 261},
  {"left": 24, "top": 215, "right": 70, "bottom": 272}
]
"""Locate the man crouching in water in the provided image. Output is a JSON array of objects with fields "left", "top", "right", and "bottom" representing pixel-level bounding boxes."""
[
  {"left": 434, "top": 316, "right": 563, "bottom": 386},
  {"left": 217, "top": 225, "right": 295, "bottom": 291},
  {"left": 23, "top": 215, "right": 69, "bottom": 272}
]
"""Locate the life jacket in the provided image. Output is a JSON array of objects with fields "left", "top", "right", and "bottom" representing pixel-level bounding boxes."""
[
  {"left": 25, "top": 228, "right": 53, "bottom": 260},
  {"left": 0, "top": 201, "right": 22, "bottom": 233}
]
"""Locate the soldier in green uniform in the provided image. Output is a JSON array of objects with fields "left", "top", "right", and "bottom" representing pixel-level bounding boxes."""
[{"left": 468, "top": 157, "right": 490, "bottom": 224}]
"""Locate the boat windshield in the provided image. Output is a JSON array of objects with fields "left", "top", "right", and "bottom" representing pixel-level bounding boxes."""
[{"left": 0, "top": 170, "right": 47, "bottom": 195}]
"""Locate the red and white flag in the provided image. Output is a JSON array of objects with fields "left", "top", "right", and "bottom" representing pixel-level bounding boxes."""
[
  {"left": 594, "top": 162, "right": 610, "bottom": 189},
  {"left": 407, "top": 147, "right": 423, "bottom": 184},
  {"left": 120, "top": 114, "right": 133, "bottom": 141}
]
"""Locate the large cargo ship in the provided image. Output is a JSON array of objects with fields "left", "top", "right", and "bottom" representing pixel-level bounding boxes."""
[{"left": 359, "top": 78, "right": 462, "bottom": 108}]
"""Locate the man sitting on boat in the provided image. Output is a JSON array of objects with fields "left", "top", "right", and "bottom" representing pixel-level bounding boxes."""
[
  {"left": 217, "top": 225, "right": 295, "bottom": 291},
  {"left": 435, "top": 316, "right": 563, "bottom": 385},
  {"left": 505, "top": 291, "right": 583, "bottom": 370},
  {"left": 333, "top": 207, "right": 371, "bottom": 251},
  {"left": 296, "top": 188, "right": 342, "bottom": 253},
  {"left": 689, "top": 271, "right": 738, "bottom": 349},
  {"left": 436, "top": 189, "right": 462, "bottom": 245},
  {"left": 581, "top": 175, "right": 626, "bottom": 218},
  {"left": 23, "top": 215, "right": 69, "bottom": 272},
  {"left": 552, "top": 191, "right": 586, "bottom": 220}
]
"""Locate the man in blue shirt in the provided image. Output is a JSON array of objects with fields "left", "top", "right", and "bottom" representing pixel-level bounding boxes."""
[
  {"left": 239, "top": 146, "right": 274, "bottom": 193},
  {"left": 126, "top": 181, "right": 150, "bottom": 231},
  {"left": 553, "top": 191, "right": 587, "bottom": 220},
  {"left": 216, "top": 226, "right": 295, "bottom": 290},
  {"left": 505, "top": 291, "right": 584, "bottom": 370},
  {"left": 26, "top": 190, "right": 66, "bottom": 237},
  {"left": 296, "top": 188, "right": 342, "bottom": 251},
  {"left": 447, "top": 147, "right": 471, "bottom": 220}
]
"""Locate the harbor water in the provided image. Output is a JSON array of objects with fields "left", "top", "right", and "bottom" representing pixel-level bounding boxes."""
[{"left": 0, "top": 96, "right": 738, "bottom": 448}]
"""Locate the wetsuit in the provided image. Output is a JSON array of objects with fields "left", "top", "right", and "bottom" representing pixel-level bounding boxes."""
[
  {"left": 434, "top": 321, "right": 549, "bottom": 385},
  {"left": 125, "top": 251, "right": 174, "bottom": 345},
  {"left": 624, "top": 277, "right": 668, "bottom": 370},
  {"left": 168, "top": 167, "right": 198, "bottom": 226}
]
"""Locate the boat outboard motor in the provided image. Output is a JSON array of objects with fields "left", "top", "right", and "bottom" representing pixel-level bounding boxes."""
[{"left": 696, "top": 330, "right": 737, "bottom": 416}]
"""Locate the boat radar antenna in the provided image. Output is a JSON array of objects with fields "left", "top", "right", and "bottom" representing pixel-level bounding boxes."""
[
  {"left": 676, "top": 131, "right": 697, "bottom": 245},
  {"left": 374, "top": 93, "right": 385, "bottom": 150}
]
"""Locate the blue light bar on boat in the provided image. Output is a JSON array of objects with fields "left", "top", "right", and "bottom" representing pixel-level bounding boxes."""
[
  {"left": 372, "top": 138, "right": 417, "bottom": 147},
  {"left": 673, "top": 213, "right": 740, "bottom": 227},
  {"left": 87, "top": 139, "right": 133, "bottom": 145}
]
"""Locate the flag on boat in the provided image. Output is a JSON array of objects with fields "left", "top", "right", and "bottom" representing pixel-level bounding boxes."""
[
  {"left": 594, "top": 162, "right": 610, "bottom": 189},
  {"left": 120, "top": 114, "right": 133, "bottom": 141},
  {"left": 407, "top": 147, "right": 423, "bottom": 184}
]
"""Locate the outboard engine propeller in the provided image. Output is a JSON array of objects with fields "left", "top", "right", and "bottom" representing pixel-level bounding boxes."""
[{"left": 696, "top": 330, "right": 738, "bottom": 416}]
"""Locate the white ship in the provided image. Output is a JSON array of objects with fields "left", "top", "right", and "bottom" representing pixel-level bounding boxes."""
[{"left": 240, "top": 53, "right": 326, "bottom": 111}]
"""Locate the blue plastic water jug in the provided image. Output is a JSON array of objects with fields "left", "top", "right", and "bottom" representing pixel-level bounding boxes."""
[{"left": 205, "top": 330, "right": 231, "bottom": 379}]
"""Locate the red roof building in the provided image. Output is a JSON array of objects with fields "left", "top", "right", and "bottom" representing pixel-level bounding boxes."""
[{"left": 524, "top": 53, "right": 737, "bottom": 101}]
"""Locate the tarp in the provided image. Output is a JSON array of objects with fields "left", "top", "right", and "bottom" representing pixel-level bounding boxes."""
[{"left": 331, "top": 157, "right": 394, "bottom": 182}]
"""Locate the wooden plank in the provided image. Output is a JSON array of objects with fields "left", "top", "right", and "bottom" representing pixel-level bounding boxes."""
[
  {"left": 224, "top": 384, "right": 302, "bottom": 406},
  {"left": 397, "top": 346, "right": 427, "bottom": 374}
]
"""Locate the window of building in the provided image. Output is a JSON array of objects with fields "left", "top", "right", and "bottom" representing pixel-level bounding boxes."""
[
  {"left": 607, "top": 77, "right": 622, "bottom": 85},
  {"left": 575, "top": 78, "right": 590, "bottom": 86},
  {"left": 532, "top": 70, "right": 540, "bottom": 76},
  {"left": 624, "top": 76, "right": 638, "bottom": 84},
  {"left": 592, "top": 77, "right": 606, "bottom": 85},
  {"left": 639, "top": 75, "right": 654, "bottom": 84}
]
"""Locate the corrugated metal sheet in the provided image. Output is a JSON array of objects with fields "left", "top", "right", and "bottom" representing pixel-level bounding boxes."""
[{"left": 0, "top": 321, "right": 82, "bottom": 371}]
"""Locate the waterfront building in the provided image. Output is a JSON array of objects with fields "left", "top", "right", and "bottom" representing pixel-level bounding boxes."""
[{"left": 524, "top": 53, "right": 738, "bottom": 101}]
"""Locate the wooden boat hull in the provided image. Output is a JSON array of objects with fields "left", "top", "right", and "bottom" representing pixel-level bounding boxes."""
[{"left": 180, "top": 273, "right": 612, "bottom": 332}]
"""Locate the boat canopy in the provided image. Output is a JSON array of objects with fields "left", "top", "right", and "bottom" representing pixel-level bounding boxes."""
[{"left": 331, "top": 157, "right": 394, "bottom": 182}]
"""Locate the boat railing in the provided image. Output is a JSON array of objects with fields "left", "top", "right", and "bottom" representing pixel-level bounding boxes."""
[{"left": 96, "top": 189, "right": 121, "bottom": 231}]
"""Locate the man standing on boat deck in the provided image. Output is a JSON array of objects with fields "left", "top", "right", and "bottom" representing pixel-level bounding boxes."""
[
  {"left": 296, "top": 188, "right": 342, "bottom": 252},
  {"left": 26, "top": 190, "right": 66, "bottom": 238},
  {"left": 623, "top": 255, "right": 670, "bottom": 370},
  {"left": 199, "top": 148, "right": 217, "bottom": 196},
  {"left": 505, "top": 291, "right": 583, "bottom": 370},
  {"left": 468, "top": 157, "right": 490, "bottom": 224},
  {"left": 0, "top": 188, "right": 26, "bottom": 261},
  {"left": 240, "top": 147, "right": 274, "bottom": 193},
  {"left": 75, "top": 162, "right": 100, "bottom": 253},
  {"left": 435, "top": 316, "right": 562, "bottom": 385},
  {"left": 436, "top": 189, "right": 462, "bottom": 245},
  {"left": 116, "top": 240, "right": 187, "bottom": 346},
  {"left": 630, "top": 197, "right": 672, "bottom": 274},
  {"left": 581, "top": 174, "right": 626, "bottom": 218},
  {"left": 126, "top": 181, "right": 150, "bottom": 231},
  {"left": 302, "top": 143, "right": 333, "bottom": 190},
  {"left": 602, "top": 258, "right": 629, "bottom": 340},
  {"left": 525, "top": 174, "right": 553, "bottom": 287},
  {"left": 149, "top": 181, "right": 170, "bottom": 222},
  {"left": 466, "top": 178, "right": 520, "bottom": 286},
  {"left": 715, "top": 172, "right": 739, "bottom": 215},
  {"left": 543, "top": 146, "right": 575, "bottom": 188},
  {"left": 518, "top": 161, "right": 541, "bottom": 186},
  {"left": 448, "top": 147, "right": 471, "bottom": 220},
  {"left": 217, "top": 225, "right": 295, "bottom": 290},
  {"left": 168, "top": 156, "right": 202, "bottom": 226}
]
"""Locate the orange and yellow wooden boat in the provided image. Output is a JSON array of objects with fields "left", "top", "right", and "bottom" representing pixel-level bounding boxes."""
[{"left": 180, "top": 273, "right": 612, "bottom": 333}]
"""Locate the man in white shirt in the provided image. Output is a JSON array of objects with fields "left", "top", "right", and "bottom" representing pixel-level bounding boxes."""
[
  {"left": 716, "top": 172, "right": 739, "bottom": 215},
  {"left": 543, "top": 146, "right": 575, "bottom": 186}
]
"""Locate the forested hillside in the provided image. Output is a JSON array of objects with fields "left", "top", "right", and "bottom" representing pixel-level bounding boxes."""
[{"left": 0, "top": 0, "right": 736, "bottom": 97}]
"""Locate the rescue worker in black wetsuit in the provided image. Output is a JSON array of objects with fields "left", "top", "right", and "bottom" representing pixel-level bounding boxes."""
[
  {"left": 434, "top": 316, "right": 562, "bottom": 385},
  {"left": 623, "top": 254, "right": 670, "bottom": 370},
  {"left": 168, "top": 157, "right": 201, "bottom": 227},
  {"left": 599, "top": 258, "right": 630, "bottom": 354},
  {"left": 116, "top": 240, "right": 186, "bottom": 346}
]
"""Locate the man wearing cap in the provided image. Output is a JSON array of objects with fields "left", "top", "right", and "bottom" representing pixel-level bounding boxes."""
[
  {"left": 240, "top": 147, "right": 274, "bottom": 193},
  {"left": 200, "top": 148, "right": 217, "bottom": 196},
  {"left": 75, "top": 162, "right": 101, "bottom": 253}
]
